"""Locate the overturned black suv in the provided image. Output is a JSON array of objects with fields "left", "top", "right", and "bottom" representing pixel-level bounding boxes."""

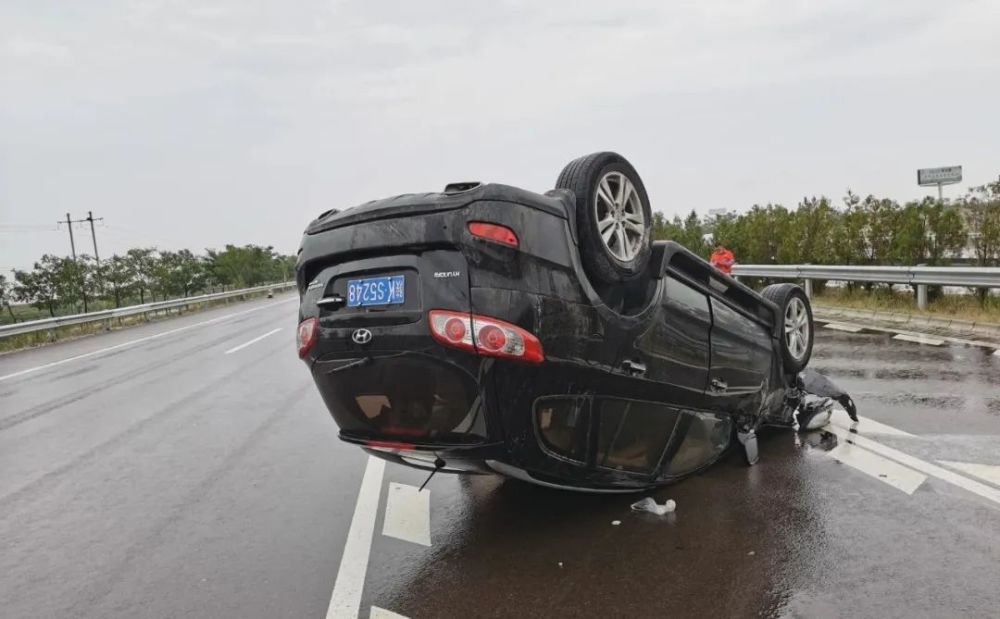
[{"left": 295, "top": 152, "right": 855, "bottom": 492}]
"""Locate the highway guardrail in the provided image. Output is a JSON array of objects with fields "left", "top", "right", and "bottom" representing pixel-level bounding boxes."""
[
  {"left": 731, "top": 264, "right": 1000, "bottom": 309},
  {"left": 0, "top": 282, "right": 295, "bottom": 341}
]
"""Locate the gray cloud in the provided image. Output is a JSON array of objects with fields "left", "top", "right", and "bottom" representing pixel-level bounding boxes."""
[{"left": 1, "top": 0, "right": 998, "bottom": 271}]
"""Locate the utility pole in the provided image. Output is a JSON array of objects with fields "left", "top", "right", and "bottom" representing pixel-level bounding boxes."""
[
  {"left": 85, "top": 211, "right": 103, "bottom": 263},
  {"left": 62, "top": 212, "right": 78, "bottom": 260},
  {"left": 86, "top": 211, "right": 104, "bottom": 293},
  {"left": 58, "top": 212, "right": 93, "bottom": 313}
]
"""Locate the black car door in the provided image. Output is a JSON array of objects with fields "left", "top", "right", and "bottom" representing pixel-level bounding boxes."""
[
  {"left": 612, "top": 274, "right": 712, "bottom": 403},
  {"left": 588, "top": 273, "right": 712, "bottom": 480},
  {"left": 707, "top": 297, "right": 772, "bottom": 395}
]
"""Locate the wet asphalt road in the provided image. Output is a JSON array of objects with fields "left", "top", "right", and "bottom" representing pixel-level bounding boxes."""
[{"left": 1, "top": 294, "right": 999, "bottom": 618}]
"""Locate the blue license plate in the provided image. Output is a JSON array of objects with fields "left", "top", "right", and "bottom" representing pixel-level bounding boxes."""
[{"left": 347, "top": 275, "right": 405, "bottom": 308}]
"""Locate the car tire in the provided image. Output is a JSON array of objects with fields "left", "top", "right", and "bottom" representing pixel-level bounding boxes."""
[
  {"left": 762, "top": 283, "right": 814, "bottom": 373},
  {"left": 555, "top": 152, "right": 653, "bottom": 285}
]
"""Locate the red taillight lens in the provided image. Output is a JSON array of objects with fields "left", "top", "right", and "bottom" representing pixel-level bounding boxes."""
[
  {"left": 428, "top": 310, "right": 543, "bottom": 363},
  {"left": 297, "top": 318, "right": 318, "bottom": 358},
  {"left": 428, "top": 311, "right": 475, "bottom": 354},
  {"left": 444, "top": 317, "right": 467, "bottom": 341},
  {"left": 468, "top": 222, "right": 519, "bottom": 248},
  {"left": 477, "top": 324, "right": 507, "bottom": 351}
]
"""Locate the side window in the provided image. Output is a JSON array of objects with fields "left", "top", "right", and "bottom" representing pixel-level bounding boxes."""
[
  {"left": 535, "top": 397, "right": 590, "bottom": 464},
  {"left": 663, "top": 412, "right": 732, "bottom": 478},
  {"left": 663, "top": 275, "right": 710, "bottom": 319},
  {"left": 594, "top": 398, "right": 680, "bottom": 474}
]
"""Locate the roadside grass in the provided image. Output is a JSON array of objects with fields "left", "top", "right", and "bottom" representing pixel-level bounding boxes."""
[
  {"left": 0, "top": 290, "right": 281, "bottom": 355},
  {"left": 812, "top": 286, "right": 1000, "bottom": 324}
]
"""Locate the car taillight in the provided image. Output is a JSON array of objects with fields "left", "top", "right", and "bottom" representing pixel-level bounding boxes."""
[
  {"left": 428, "top": 311, "right": 475, "bottom": 354},
  {"left": 297, "top": 317, "right": 318, "bottom": 358},
  {"left": 468, "top": 222, "right": 518, "bottom": 248},
  {"left": 428, "top": 310, "right": 544, "bottom": 363}
]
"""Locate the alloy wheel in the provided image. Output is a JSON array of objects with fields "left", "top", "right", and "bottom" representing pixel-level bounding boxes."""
[
  {"left": 784, "top": 296, "right": 810, "bottom": 360},
  {"left": 593, "top": 171, "right": 645, "bottom": 262}
]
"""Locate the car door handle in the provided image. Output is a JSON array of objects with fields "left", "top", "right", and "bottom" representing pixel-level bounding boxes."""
[
  {"left": 710, "top": 378, "right": 728, "bottom": 393},
  {"left": 622, "top": 360, "right": 646, "bottom": 376},
  {"left": 317, "top": 294, "right": 346, "bottom": 309}
]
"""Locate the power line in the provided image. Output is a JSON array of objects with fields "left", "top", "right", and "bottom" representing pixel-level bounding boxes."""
[{"left": 0, "top": 223, "right": 60, "bottom": 230}]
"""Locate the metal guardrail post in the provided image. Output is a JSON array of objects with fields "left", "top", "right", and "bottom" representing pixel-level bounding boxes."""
[
  {"left": 916, "top": 263, "right": 927, "bottom": 311},
  {"left": 803, "top": 278, "right": 813, "bottom": 299}
]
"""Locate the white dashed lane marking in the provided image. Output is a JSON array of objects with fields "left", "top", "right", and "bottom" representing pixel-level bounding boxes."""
[
  {"left": 0, "top": 298, "right": 296, "bottom": 383},
  {"left": 892, "top": 333, "right": 945, "bottom": 346},
  {"left": 834, "top": 430, "right": 1000, "bottom": 506},
  {"left": 937, "top": 461, "right": 1000, "bottom": 487},
  {"left": 382, "top": 483, "right": 431, "bottom": 547},
  {"left": 830, "top": 414, "right": 916, "bottom": 438},
  {"left": 820, "top": 411, "right": 1000, "bottom": 501},
  {"left": 223, "top": 327, "right": 282, "bottom": 354},
  {"left": 825, "top": 426, "right": 927, "bottom": 494},
  {"left": 824, "top": 322, "right": 864, "bottom": 333},
  {"left": 370, "top": 606, "right": 409, "bottom": 619},
  {"left": 326, "top": 456, "right": 386, "bottom": 619}
]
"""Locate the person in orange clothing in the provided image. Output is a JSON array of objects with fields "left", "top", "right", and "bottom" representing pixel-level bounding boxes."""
[{"left": 710, "top": 244, "right": 735, "bottom": 275}]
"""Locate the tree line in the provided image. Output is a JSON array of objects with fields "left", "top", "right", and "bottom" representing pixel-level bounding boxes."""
[
  {"left": 0, "top": 244, "right": 296, "bottom": 321},
  {"left": 654, "top": 181, "right": 1000, "bottom": 269}
]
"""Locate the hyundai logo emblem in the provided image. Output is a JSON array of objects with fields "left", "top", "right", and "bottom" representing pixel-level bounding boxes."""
[{"left": 351, "top": 328, "right": 373, "bottom": 345}]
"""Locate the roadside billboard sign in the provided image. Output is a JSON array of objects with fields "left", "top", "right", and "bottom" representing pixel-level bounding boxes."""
[{"left": 917, "top": 166, "right": 962, "bottom": 186}]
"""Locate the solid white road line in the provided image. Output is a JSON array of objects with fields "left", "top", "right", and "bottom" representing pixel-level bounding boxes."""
[
  {"left": 382, "top": 483, "right": 431, "bottom": 547},
  {"left": 830, "top": 413, "right": 917, "bottom": 438},
  {"left": 937, "top": 461, "right": 1000, "bottom": 487},
  {"left": 0, "top": 297, "right": 296, "bottom": 383},
  {"left": 825, "top": 427, "right": 926, "bottom": 494},
  {"left": 223, "top": 328, "right": 281, "bottom": 354},
  {"left": 824, "top": 322, "right": 864, "bottom": 333},
  {"left": 892, "top": 333, "right": 945, "bottom": 346},
  {"left": 370, "top": 606, "right": 409, "bottom": 619},
  {"left": 839, "top": 431, "right": 1000, "bottom": 506},
  {"left": 326, "top": 456, "right": 386, "bottom": 619}
]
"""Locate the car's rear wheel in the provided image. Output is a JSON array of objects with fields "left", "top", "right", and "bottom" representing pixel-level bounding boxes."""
[
  {"left": 762, "top": 283, "right": 814, "bottom": 373},
  {"left": 555, "top": 152, "right": 653, "bottom": 285}
]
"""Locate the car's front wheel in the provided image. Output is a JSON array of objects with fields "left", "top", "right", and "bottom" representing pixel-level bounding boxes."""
[
  {"left": 555, "top": 152, "right": 653, "bottom": 285},
  {"left": 762, "top": 283, "right": 814, "bottom": 373}
]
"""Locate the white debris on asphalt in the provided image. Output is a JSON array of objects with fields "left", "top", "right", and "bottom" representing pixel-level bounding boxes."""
[
  {"left": 611, "top": 520, "right": 621, "bottom": 526},
  {"left": 630, "top": 497, "right": 676, "bottom": 515}
]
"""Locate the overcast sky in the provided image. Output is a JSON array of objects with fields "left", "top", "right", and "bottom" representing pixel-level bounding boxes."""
[{"left": 2, "top": 0, "right": 998, "bottom": 272}]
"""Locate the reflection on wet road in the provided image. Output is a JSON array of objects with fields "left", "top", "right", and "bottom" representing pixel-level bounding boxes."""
[
  {"left": 1, "top": 309, "right": 999, "bottom": 619},
  {"left": 357, "top": 329, "right": 1000, "bottom": 619}
]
